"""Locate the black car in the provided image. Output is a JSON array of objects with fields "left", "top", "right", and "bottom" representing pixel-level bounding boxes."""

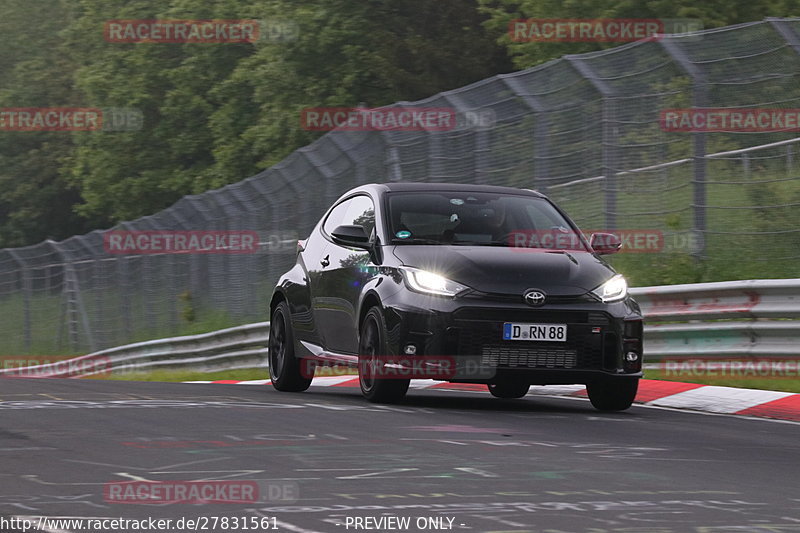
[{"left": 268, "top": 183, "right": 643, "bottom": 410}]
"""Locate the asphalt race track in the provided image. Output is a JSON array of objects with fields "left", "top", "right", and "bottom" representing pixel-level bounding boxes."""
[{"left": 0, "top": 378, "right": 798, "bottom": 533}]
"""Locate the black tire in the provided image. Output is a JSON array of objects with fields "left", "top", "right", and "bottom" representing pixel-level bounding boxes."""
[
  {"left": 358, "top": 308, "right": 410, "bottom": 403},
  {"left": 488, "top": 382, "right": 530, "bottom": 399},
  {"left": 269, "top": 301, "right": 312, "bottom": 392},
  {"left": 586, "top": 379, "right": 639, "bottom": 411}
]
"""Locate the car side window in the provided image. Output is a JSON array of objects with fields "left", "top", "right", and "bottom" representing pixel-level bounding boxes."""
[
  {"left": 322, "top": 198, "right": 354, "bottom": 236},
  {"left": 525, "top": 202, "right": 569, "bottom": 231},
  {"left": 343, "top": 196, "right": 375, "bottom": 237}
]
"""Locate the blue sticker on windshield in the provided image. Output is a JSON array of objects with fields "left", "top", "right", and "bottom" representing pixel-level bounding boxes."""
[
  {"left": 450, "top": 198, "right": 464, "bottom": 205},
  {"left": 396, "top": 230, "right": 412, "bottom": 239}
]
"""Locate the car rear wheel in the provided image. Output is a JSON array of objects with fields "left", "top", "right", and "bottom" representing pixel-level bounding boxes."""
[
  {"left": 269, "top": 301, "right": 312, "bottom": 392},
  {"left": 359, "top": 308, "right": 410, "bottom": 403},
  {"left": 586, "top": 378, "right": 638, "bottom": 411},
  {"left": 488, "top": 382, "right": 530, "bottom": 399}
]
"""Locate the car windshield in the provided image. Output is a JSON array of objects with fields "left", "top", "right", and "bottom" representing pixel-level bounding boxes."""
[{"left": 386, "top": 191, "right": 588, "bottom": 250}]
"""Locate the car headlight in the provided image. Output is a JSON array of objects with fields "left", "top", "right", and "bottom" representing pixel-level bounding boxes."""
[
  {"left": 592, "top": 274, "right": 628, "bottom": 303},
  {"left": 400, "top": 268, "right": 469, "bottom": 297}
]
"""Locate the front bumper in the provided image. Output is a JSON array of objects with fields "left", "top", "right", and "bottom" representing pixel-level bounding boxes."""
[{"left": 379, "top": 290, "right": 643, "bottom": 385}]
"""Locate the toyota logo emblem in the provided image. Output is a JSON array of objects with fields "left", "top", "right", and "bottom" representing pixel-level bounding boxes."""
[{"left": 524, "top": 290, "right": 546, "bottom": 306}]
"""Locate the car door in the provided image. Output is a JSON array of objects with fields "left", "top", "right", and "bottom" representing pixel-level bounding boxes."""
[
  {"left": 315, "top": 195, "right": 377, "bottom": 355},
  {"left": 292, "top": 199, "right": 353, "bottom": 353}
]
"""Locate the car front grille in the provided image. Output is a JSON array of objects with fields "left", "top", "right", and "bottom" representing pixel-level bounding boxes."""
[
  {"left": 451, "top": 309, "right": 613, "bottom": 370},
  {"left": 481, "top": 345, "right": 578, "bottom": 369}
]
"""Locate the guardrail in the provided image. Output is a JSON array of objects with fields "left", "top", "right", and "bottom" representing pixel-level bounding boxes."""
[
  {"left": 1, "top": 279, "right": 797, "bottom": 378},
  {"left": 630, "top": 279, "right": 800, "bottom": 359},
  {"left": 0, "top": 322, "right": 269, "bottom": 378}
]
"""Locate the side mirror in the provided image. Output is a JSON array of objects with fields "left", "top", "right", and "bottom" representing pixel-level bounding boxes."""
[
  {"left": 590, "top": 232, "right": 622, "bottom": 255},
  {"left": 331, "top": 225, "right": 370, "bottom": 249}
]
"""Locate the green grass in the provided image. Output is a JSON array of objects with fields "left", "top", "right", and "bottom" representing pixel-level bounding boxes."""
[
  {"left": 553, "top": 158, "right": 800, "bottom": 286},
  {"left": 89, "top": 368, "right": 269, "bottom": 382},
  {"left": 644, "top": 369, "right": 800, "bottom": 394},
  {"left": 80, "top": 359, "right": 800, "bottom": 398},
  {"left": 89, "top": 366, "right": 800, "bottom": 394},
  {"left": 0, "top": 288, "right": 255, "bottom": 357},
  {"left": 90, "top": 365, "right": 359, "bottom": 383}
]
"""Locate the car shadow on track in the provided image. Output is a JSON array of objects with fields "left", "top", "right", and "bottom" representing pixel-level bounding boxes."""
[{"left": 282, "top": 386, "right": 641, "bottom": 416}]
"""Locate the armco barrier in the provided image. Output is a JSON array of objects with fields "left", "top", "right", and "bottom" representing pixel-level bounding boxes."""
[
  {"left": 631, "top": 279, "right": 800, "bottom": 359},
  {"left": 630, "top": 279, "right": 800, "bottom": 321},
  {"left": 1, "top": 280, "right": 798, "bottom": 378},
  {"left": 0, "top": 322, "right": 269, "bottom": 378}
]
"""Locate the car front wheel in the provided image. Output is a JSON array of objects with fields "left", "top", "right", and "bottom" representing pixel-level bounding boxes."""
[
  {"left": 358, "top": 307, "right": 409, "bottom": 403},
  {"left": 269, "top": 301, "right": 312, "bottom": 392},
  {"left": 586, "top": 378, "right": 639, "bottom": 411}
]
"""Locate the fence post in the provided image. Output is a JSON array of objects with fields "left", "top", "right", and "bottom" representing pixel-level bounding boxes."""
[
  {"left": 50, "top": 241, "right": 96, "bottom": 353},
  {"left": 273, "top": 165, "right": 313, "bottom": 234},
  {"left": 302, "top": 145, "right": 340, "bottom": 208},
  {"left": 117, "top": 255, "right": 133, "bottom": 343},
  {"left": 742, "top": 153, "right": 751, "bottom": 180},
  {"left": 660, "top": 37, "right": 709, "bottom": 258},
  {"left": 501, "top": 75, "right": 551, "bottom": 193},
  {"left": 6, "top": 251, "right": 30, "bottom": 352},
  {"left": 176, "top": 197, "right": 209, "bottom": 319},
  {"left": 768, "top": 18, "right": 800, "bottom": 55},
  {"left": 328, "top": 132, "right": 363, "bottom": 186},
  {"left": 442, "top": 92, "right": 492, "bottom": 185},
  {"left": 565, "top": 56, "right": 618, "bottom": 230},
  {"left": 768, "top": 19, "right": 800, "bottom": 179},
  {"left": 204, "top": 191, "right": 236, "bottom": 318},
  {"left": 383, "top": 135, "right": 403, "bottom": 182},
  {"left": 428, "top": 123, "right": 445, "bottom": 182},
  {"left": 246, "top": 176, "right": 285, "bottom": 318}
]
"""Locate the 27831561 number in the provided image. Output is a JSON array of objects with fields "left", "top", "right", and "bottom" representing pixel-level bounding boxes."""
[{"left": 193, "top": 516, "right": 277, "bottom": 530}]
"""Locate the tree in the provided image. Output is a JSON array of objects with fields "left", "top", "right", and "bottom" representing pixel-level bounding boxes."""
[
  {"left": 201, "top": 0, "right": 513, "bottom": 184},
  {"left": 62, "top": 0, "right": 259, "bottom": 222},
  {"left": 0, "top": 0, "right": 94, "bottom": 247},
  {"left": 478, "top": 0, "right": 800, "bottom": 69},
  {"left": 61, "top": 0, "right": 510, "bottom": 223}
]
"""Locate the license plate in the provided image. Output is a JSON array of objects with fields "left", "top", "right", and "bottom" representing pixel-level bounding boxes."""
[{"left": 503, "top": 323, "right": 567, "bottom": 342}]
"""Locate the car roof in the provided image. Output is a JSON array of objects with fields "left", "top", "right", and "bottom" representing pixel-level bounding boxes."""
[{"left": 352, "top": 182, "right": 546, "bottom": 198}]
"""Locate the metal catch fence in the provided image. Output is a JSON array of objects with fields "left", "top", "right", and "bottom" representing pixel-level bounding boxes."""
[{"left": 1, "top": 19, "right": 800, "bottom": 354}]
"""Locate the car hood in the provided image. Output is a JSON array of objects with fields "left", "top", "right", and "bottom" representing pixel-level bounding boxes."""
[{"left": 390, "top": 245, "right": 615, "bottom": 295}]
